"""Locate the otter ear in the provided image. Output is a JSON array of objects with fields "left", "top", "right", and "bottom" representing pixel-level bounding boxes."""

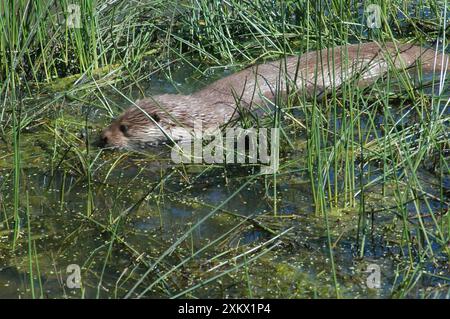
[
  {"left": 119, "top": 124, "right": 128, "bottom": 134},
  {"left": 150, "top": 113, "right": 160, "bottom": 123}
]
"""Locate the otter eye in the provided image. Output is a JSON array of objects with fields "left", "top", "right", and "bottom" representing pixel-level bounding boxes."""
[
  {"left": 151, "top": 113, "right": 160, "bottom": 122},
  {"left": 119, "top": 124, "right": 128, "bottom": 134}
]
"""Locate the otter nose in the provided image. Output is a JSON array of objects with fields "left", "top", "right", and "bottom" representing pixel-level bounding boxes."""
[{"left": 94, "top": 135, "right": 108, "bottom": 148}]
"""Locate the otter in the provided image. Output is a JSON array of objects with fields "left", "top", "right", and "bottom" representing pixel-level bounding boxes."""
[{"left": 99, "top": 41, "right": 449, "bottom": 150}]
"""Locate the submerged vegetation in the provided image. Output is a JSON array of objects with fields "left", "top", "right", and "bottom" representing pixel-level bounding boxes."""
[{"left": 0, "top": 0, "right": 449, "bottom": 298}]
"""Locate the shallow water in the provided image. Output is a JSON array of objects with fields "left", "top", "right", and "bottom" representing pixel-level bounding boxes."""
[{"left": 1, "top": 56, "right": 449, "bottom": 299}]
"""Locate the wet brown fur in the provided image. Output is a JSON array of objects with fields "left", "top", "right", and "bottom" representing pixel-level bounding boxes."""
[{"left": 100, "top": 41, "right": 449, "bottom": 150}]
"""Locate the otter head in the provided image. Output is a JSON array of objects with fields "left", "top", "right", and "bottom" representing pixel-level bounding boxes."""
[
  {"left": 98, "top": 99, "right": 170, "bottom": 150},
  {"left": 98, "top": 95, "right": 211, "bottom": 150}
]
